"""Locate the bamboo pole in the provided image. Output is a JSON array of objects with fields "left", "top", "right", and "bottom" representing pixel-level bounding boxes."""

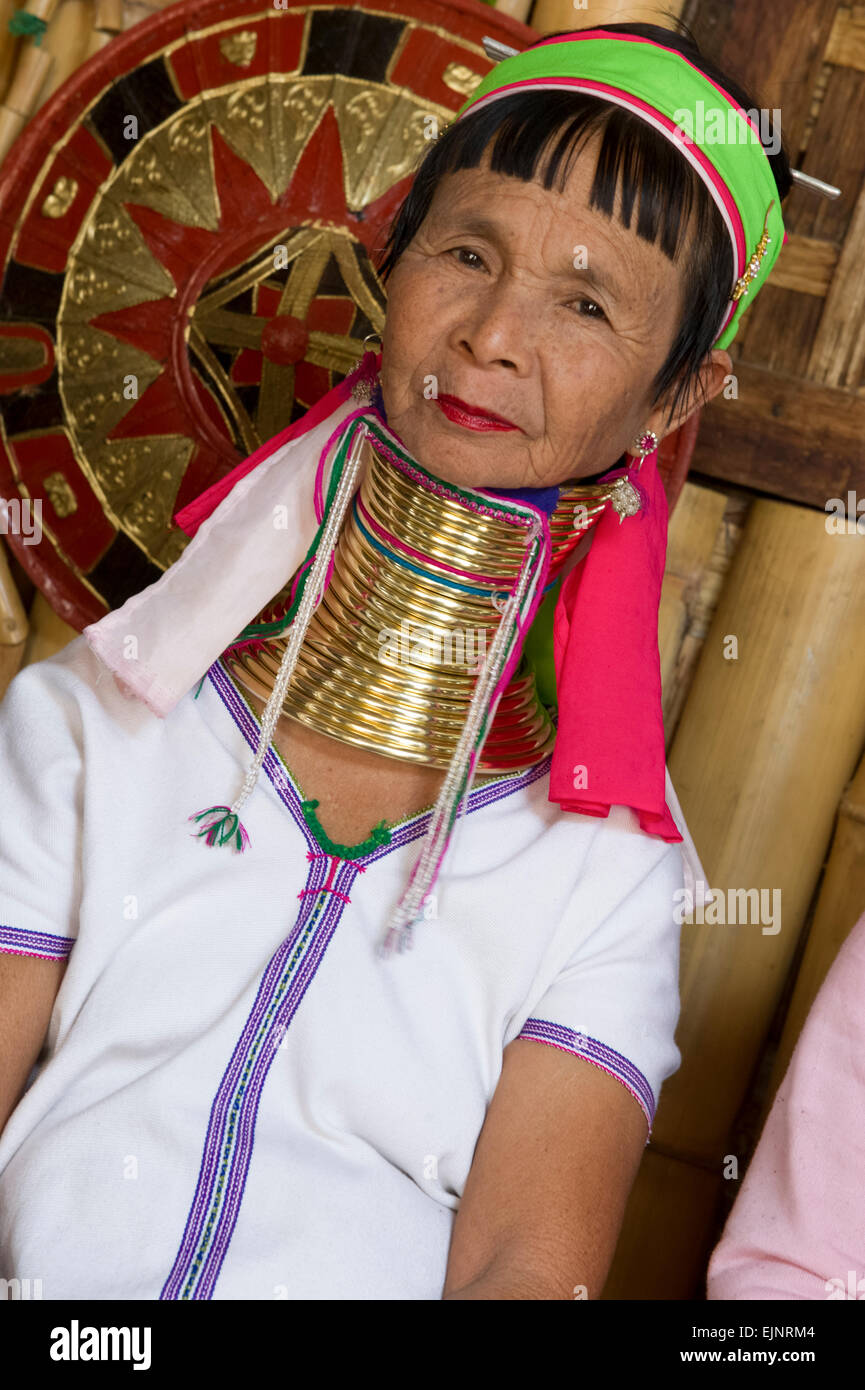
[
  {"left": 0, "top": 637, "right": 26, "bottom": 700},
  {"left": 33, "top": 0, "right": 96, "bottom": 112},
  {"left": 528, "top": 0, "right": 686, "bottom": 36},
  {"left": 658, "top": 481, "right": 736, "bottom": 747},
  {"left": 83, "top": 26, "right": 110, "bottom": 56},
  {"left": 654, "top": 502, "right": 865, "bottom": 1163},
  {"left": 605, "top": 506, "right": 865, "bottom": 1297},
  {"left": 0, "top": 544, "right": 27, "bottom": 644},
  {"left": 0, "top": 0, "right": 21, "bottom": 106},
  {"left": 602, "top": 1148, "right": 722, "bottom": 1299},
  {"left": 121, "top": 0, "right": 185, "bottom": 10},
  {"left": 491, "top": 0, "right": 534, "bottom": 22},
  {"left": 0, "top": 0, "right": 59, "bottom": 165},
  {"left": 84, "top": 0, "right": 123, "bottom": 56},
  {"left": 93, "top": 0, "right": 122, "bottom": 27}
]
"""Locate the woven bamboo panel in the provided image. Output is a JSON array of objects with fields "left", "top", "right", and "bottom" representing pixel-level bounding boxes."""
[{"left": 684, "top": 0, "right": 865, "bottom": 504}]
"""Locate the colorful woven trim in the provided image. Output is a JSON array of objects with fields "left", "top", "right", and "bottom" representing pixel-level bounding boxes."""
[
  {"left": 517, "top": 1017, "right": 656, "bottom": 1130},
  {"left": 0, "top": 924, "right": 74, "bottom": 960}
]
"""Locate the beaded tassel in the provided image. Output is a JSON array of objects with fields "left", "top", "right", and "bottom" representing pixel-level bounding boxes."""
[
  {"left": 187, "top": 419, "right": 370, "bottom": 853},
  {"left": 188, "top": 805, "right": 250, "bottom": 851}
]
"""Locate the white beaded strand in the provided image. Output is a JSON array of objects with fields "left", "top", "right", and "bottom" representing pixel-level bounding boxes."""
[
  {"left": 377, "top": 509, "right": 544, "bottom": 957},
  {"left": 227, "top": 419, "right": 370, "bottom": 821}
]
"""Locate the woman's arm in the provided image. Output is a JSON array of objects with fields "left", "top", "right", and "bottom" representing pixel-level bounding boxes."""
[
  {"left": 442, "top": 1036, "right": 647, "bottom": 1300},
  {"left": 0, "top": 953, "right": 66, "bottom": 1137}
]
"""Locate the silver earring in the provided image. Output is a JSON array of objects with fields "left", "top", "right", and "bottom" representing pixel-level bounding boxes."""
[
  {"left": 350, "top": 332, "right": 383, "bottom": 402},
  {"left": 605, "top": 477, "right": 643, "bottom": 525},
  {"left": 605, "top": 431, "right": 657, "bottom": 524},
  {"left": 631, "top": 429, "right": 659, "bottom": 465}
]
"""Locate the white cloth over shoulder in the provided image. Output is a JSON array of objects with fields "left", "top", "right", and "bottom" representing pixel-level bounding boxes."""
[{"left": 82, "top": 395, "right": 360, "bottom": 718}]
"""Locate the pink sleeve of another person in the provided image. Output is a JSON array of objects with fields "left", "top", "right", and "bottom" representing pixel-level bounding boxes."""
[{"left": 707, "top": 907, "right": 865, "bottom": 1301}]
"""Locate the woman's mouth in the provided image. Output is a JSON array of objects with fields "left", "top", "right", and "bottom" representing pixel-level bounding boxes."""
[{"left": 435, "top": 394, "right": 522, "bottom": 433}]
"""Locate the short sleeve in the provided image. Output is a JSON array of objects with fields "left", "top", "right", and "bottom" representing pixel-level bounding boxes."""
[
  {"left": 515, "top": 841, "right": 684, "bottom": 1137},
  {"left": 0, "top": 652, "right": 83, "bottom": 960}
]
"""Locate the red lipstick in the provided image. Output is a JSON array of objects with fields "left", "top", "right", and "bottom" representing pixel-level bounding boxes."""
[{"left": 435, "top": 394, "right": 521, "bottom": 433}]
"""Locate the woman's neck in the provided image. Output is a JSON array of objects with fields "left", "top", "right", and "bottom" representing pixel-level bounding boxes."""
[{"left": 224, "top": 414, "right": 619, "bottom": 774}]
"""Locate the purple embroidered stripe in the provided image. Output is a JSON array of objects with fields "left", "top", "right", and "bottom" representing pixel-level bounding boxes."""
[
  {"left": 210, "top": 669, "right": 317, "bottom": 849},
  {"left": 200, "top": 880, "right": 350, "bottom": 1297},
  {"left": 0, "top": 925, "right": 74, "bottom": 960},
  {"left": 517, "top": 1017, "right": 656, "bottom": 1129},
  {"left": 162, "top": 864, "right": 347, "bottom": 1300},
  {"left": 160, "top": 664, "right": 557, "bottom": 1299}
]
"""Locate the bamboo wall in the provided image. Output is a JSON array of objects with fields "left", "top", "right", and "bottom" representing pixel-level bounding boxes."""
[{"left": 2, "top": 0, "right": 865, "bottom": 1300}]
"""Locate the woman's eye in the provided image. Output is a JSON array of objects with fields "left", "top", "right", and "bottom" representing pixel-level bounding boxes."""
[
  {"left": 449, "top": 247, "right": 486, "bottom": 270},
  {"left": 570, "top": 298, "right": 607, "bottom": 321}
]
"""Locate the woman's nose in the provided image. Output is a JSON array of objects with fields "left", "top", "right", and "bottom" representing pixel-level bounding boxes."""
[{"left": 453, "top": 284, "right": 533, "bottom": 372}]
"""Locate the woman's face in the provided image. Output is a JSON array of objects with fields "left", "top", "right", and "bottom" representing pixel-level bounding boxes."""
[{"left": 379, "top": 133, "right": 731, "bottom": 489}]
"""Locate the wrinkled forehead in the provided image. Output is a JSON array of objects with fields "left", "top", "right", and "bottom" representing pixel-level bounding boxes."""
[{"left": 418, "top": 135, "right": 699, "bottom": 298}]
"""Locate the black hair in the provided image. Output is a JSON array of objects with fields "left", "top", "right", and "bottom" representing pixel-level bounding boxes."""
[{"left": 376, "top": 19, "right": 792, "bottom": 445}]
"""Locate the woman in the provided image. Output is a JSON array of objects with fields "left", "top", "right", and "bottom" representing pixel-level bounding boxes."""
[{"left": 0, "top": 21, "right": 789, "bottom": 1300}]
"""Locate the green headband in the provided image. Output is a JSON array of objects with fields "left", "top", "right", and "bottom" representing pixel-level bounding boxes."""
[{"left": 456, "top": 30, "right": 785, "bottom": 349}]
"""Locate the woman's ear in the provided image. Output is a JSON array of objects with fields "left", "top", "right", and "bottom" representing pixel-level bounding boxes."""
[
  {"left": 695, "top": 348, "right": 735, "bottom": 413},
  {"left": 647, "top": 348, "right": 734, "bottom": 443}
]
